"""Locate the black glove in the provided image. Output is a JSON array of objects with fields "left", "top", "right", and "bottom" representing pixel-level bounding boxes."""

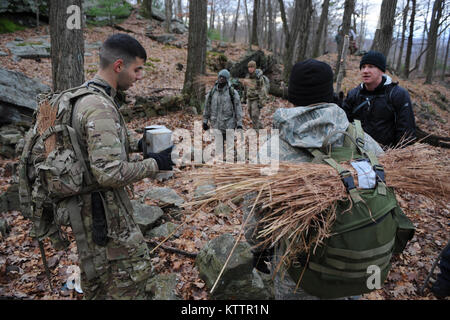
[
  {"left": 137, "top": 138, "right": 144, "bottom": 153},
  {"left": 252, "top": 248, "right": 273, "bottom": 274},
  {"left": 147, "top": 146, "right": 175, "bottom": 171},
  {"left": 91, "top": 192, "right": 108, "bottom": 247},
  {"left": 203, "top": 122, "right": 209, "bottom": 131}
]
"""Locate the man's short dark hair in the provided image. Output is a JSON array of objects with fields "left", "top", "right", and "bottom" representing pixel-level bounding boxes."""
[{"left": 99, "top": 33, "right": 147, "bottom": 69}]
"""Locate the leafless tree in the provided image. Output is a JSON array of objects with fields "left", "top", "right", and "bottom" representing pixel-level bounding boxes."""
[
  {"left": 371, "top": 0, "right": 398, "bottom": 58},
  {"left": 424, "top": 0, "right": 444, "bottom": 84},
  {"left": 335, "top": 0, "right": 355, "bottom": 78},
  {"left": 312, "top": 0, "right": 330, "bottom": 58},
  {"left": 403, "top": 0, "right": 416, "bottom": 78},
  {"left": 183, "top": 0, "right": 208, "bottom": 112},
  {"left": 232, "top": 0, "right": 241, "bottom": 42},
  {"left": 251, "top": 0, "right": 259, "bottom": 46},
  {"left": 49, "top": 0, "right": 84, "bottom": 91},
  {"left": 396, "top": 0, "right": 409, "bottom": 73}
]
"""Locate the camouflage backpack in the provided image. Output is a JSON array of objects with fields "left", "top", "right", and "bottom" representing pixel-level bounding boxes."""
[
  {"left": 255, "top": 69, "right": 270, "bottom": 96},
  {"left": 18, "top": 82, "right": 115, "bottom": 280},
  {"left": 286, "top": 120, "right": 415, "bottom": 299}
]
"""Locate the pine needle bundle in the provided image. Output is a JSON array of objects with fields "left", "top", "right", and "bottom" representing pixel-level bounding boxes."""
[
  {"left": 36, "top": 97, "right": 57, "bottom": 156},
  {"left": 185, "top": 143, "right": 449, "bottom": 261}
]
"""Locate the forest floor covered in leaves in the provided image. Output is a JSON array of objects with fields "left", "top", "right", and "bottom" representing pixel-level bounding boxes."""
[{"left": 0, "top": 11, "right": 449, "bottom": 300}]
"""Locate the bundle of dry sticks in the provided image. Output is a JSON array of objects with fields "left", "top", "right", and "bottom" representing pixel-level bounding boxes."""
[
  {"left": 185, "top": 144, "right": 449, "bottom": 260},
  {"left": 36, "top": 97, "right": 57, "bottom": 156}
]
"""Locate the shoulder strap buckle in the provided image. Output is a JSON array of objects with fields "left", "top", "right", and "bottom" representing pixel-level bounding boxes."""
[
  {"left": 340, "top": 170, "right": 356, "bottom": 191},
  {"left": 373, "top": 164, "right": 386, "bottom": 183}
]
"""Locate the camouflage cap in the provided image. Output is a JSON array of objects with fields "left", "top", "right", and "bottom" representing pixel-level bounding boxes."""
[{"left": 248, "top": 60, "right": 256, "bottom": 68}]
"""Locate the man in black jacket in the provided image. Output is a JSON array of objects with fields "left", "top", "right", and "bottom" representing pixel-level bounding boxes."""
[{"left": 341, "top": 51, "right": 416, "bottom": 147}]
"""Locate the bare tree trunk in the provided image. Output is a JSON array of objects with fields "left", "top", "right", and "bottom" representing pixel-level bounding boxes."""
[
  {"left": 221, "top": 9, "right": 226, "bottom": 40},
  {"left": 418, "top": 0, "right": 431, "bottom": 73},
  {"left": 183, "top": 0, "right": 207, "bottom": 112},
  {"left": 358, "top": 2, "right": 368, "bottom": 51},
  {"left": 396, "top": 0, "right": 409, "bottom": 73},
  {"left": 441, "top": 30, "right": 450, "bottom": 81},
  {"left": 371, "top": 0, "right": 398, "bottom": 58},
  {"left": 35, "top": 0, "right": 40, "bottom": 28},
  {"left": 279, "top": 0, "right": 304, "bottom": 81},
  {"left": 143, "top": 0, "right": 152, "bottom": 18},
  {"left": 262, "top": 0, "right": 268, "bottom": 48},
  {"left": 165, "top": 0, "right": 172, "bottom": 33},
  {"left": 425, "top": 0, "right": 444, "bottom": 84},
  {"left": 267, "top": 0, "right": 274, "bottom": 51},
  {"left": 321, "top": 14, "right": 328, "bottom": 54},
  {"left": 335, "top": 0, "right": 355, "bottom": 79},
  {"left": 251, "top": 0, "right": 260, "bottom": 47},
  {"left": 177, "top": 0, "right": 182, "bottom": 19},
  {"left": 336, "top": 35, "right": 349, "bottom": 94},
  {"left": 233, "top": 0, "right": 241, "bottom": 42},
  {"left": 433, "top": 33, "right": 442, "bottom": 75},
  {"left": 295, "top": 0, "right": 313, "bottom": 62},
  {"left": 49, "top": 0, "right": 84, "bottom": 92},
  {"left": 209, "top": 0, "right": 215, "bottom": 29},
  {"left": 244, "top": 0, "right": 252, "bottom": 47},
  {"left": 312, "top": 0, "right": 330, "bottom": 58},
  {"left": 403, "top": 0, "right": 416, "bottom": 78}
]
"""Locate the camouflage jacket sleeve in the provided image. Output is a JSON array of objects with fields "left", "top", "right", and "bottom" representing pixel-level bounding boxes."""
[
  {"left": 78, "top": 95, "right": 159, "bottom": 188},
  {"left": 127, "top": 129, "right": 141, "bottom": 153}
]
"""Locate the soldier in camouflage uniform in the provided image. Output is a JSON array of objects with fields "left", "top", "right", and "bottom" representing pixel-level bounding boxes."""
[
  {"left": 244, "top": 59, "right": 383, "bottom": 299},
  {"left": 63, "top": 34, "right": 172, "bottom": 299},
  {"left": 203, "top": 69, "right": 243, "bottom": 135},
  {"left": 243, "top": 61, "right": 267, "bottom": 130}
]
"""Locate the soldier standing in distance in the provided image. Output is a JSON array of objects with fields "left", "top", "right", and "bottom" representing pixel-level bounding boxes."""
[
  {"left": 203, "top": 69, "right": 243, "bottom": 159},
  {"left": 244, "top": 61, "right": 267, "bottom": 130},
  {"left": 69, "top": 34, "right": 173, "bottom": 299}
]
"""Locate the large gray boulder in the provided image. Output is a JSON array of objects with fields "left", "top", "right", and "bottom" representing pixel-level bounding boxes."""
[
  {"left": 0, "top": 125, "right": 25, "bottom": 158},
  {"left": 145, "top": 273, "right": 181, "bottom": 300},
  {"left": 131, "top": 200, "right": 164, "bottom": 234},
  {"left": 0, "top": 67, "right": 51, "bottom": 125},
  {"left": 146, "top": 33, "right": 176, "bottom": 45},
  {"left": 144, "top": 187, "right": 184, "bottom": 207},
  {"left": 6, "top": 37, "right": 102, "bottom": 60},
  {"left": 170, "top": 19, "right": 187, "bottom": 34},
  {"left": 146, "top": 222, "right": 180, "bottom": 238},
  {"left": 6, "top": 38, "right": 50, "bottom": 59},
  {"left": 0, "top": 0, "right": 48, "bottom": 16},
  {"left": 195, "top": 233, "right": 274, "bottom": 299},
  {"left": 151, "top": 7, "right": 166, "bottom": 21}
]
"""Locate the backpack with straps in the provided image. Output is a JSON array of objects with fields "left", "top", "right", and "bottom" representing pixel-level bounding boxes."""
[
  {"left": 255, "top": 69, "right": 270, "bottom": 96},
  {"left": 286, "top": 120, "right": 415, "bottom": 299},
  {"left": 18, "top": 82, "right": 115, "bottom": 280},
  {"left": 352, "top": 83, "right": 399, "bottom": 124}
]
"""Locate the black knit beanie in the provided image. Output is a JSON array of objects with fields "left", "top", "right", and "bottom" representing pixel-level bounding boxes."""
[
  {"left": 288, "top": 59, "right": 334, "bottom": 107},
  {"left": 360, "top": 50, "right": 386, "bottom": 72}
]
